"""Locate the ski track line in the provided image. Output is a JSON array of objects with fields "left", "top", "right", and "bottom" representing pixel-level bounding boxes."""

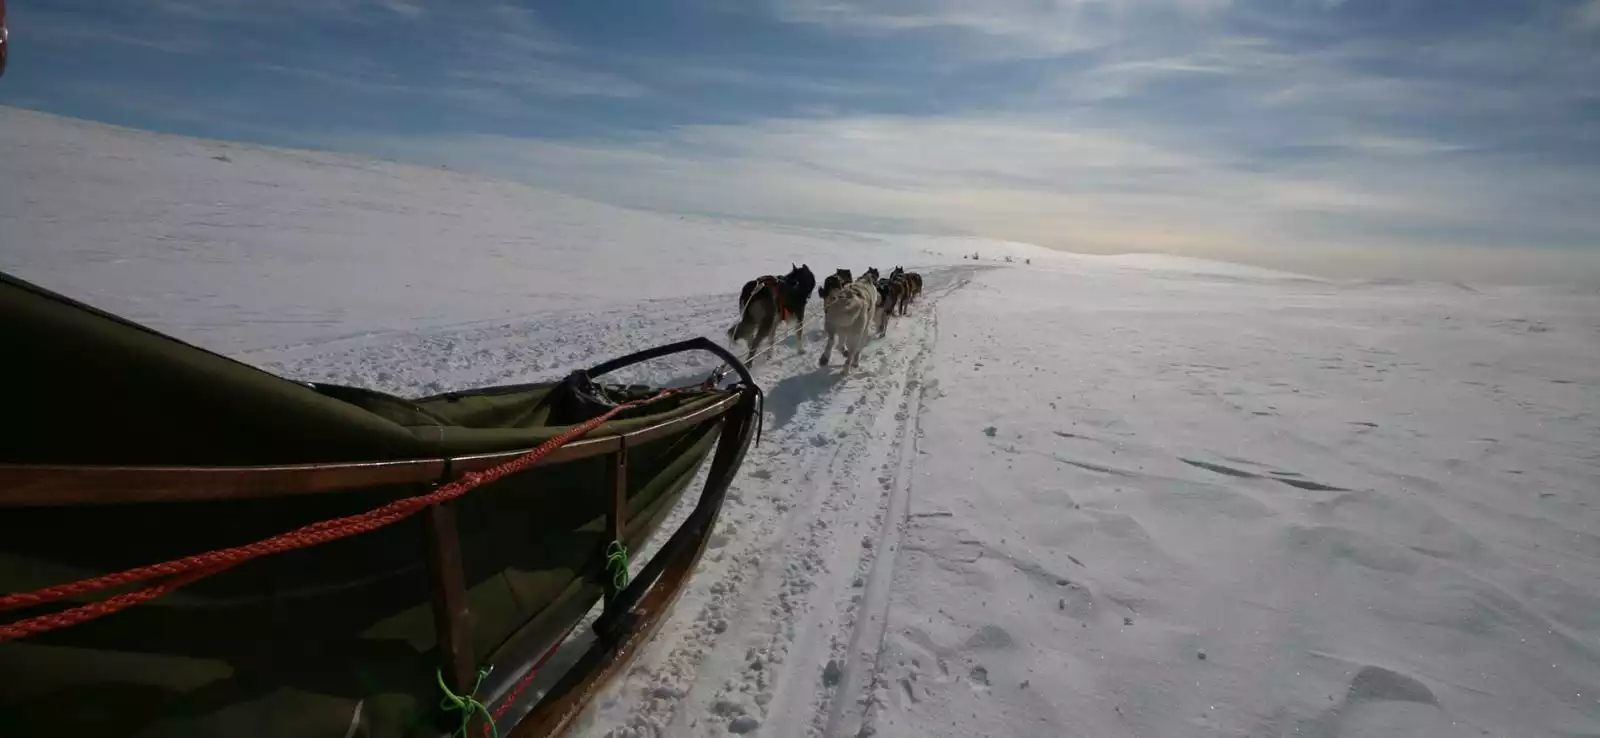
[
  {"left": 819, "top": 285, "right": 937, "bottom": 738},
  {"left": 767, "top": 275, "right": 962, "bottom": 738},
  {"left": 572, "top": 267, "right": 979, "bottom": 738}
]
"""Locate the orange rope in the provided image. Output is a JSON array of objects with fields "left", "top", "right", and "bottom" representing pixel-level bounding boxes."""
[{"left": 0, "top": 389, "right": 678, "bottom": 641}]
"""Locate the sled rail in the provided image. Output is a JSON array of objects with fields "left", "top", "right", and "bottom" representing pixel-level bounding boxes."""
[{"left": 0, "top": 391, "right": 740, "bottom": 507}]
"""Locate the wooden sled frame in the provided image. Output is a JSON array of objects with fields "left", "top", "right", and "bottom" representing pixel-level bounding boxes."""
[{"left": 0, "top": 337, "right": 763, "bottom": 738}]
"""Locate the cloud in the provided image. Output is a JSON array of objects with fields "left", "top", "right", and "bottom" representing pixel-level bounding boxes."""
[
  {"left": 1329, "top": 134, "right": 1468, "bottom": 157},
  {"left": 227, "top": 0, "right": 1594, "bottom": 284},
  {"left": 446, "top": 55, "right": 648, "bottom": 100},
  {"left": 1580, "top": 0, "right": 1600, "bottom": 29},
  {"left": 768, "top": 0, "right": 1233, "bottom": 60},
  {"left": 142, "top": 0, "right": 416, "bottom": 24},
  {"left": 449, "top": 2, "right": 578, "bottom": 57},
  {"left": 333, "top": 107, "right": 1599, "bottom": 282},
  {"left": 22, "top": 6, "right": 216, "bottom": 54},
  {"left": 376, "top": 0, "right": 425, "bottom": 17},
  {"left": 638, "top": 62, "right": 901, "bottom": 99},
  {"left": 254, "top": 58, "right": 645, "bottom": 101},
  {"left": 13, "top": 0, "right": 1600, "bottom": 285}
]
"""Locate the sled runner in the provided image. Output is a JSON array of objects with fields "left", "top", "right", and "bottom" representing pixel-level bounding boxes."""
[{"left": 0, "top": 269, "right": 762, "bottom": 738}]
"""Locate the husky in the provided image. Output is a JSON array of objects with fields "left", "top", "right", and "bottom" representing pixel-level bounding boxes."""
[
  {"left": 890, "top": 266, "right": 921, "bottom": 310},
  {"left": 873, "top": 276, "right": 903, "bottom": 335},
  {"left": 729, "top": 263, "right": 815, "bottom": 364},
  {"left": 818, "top": 268, "right": 852, "bottom": 301},
  {"left": 818, "top": 269, "right": 878, "bottom": 373}
]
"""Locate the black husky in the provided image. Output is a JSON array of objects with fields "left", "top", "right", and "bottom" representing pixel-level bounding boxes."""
[
  {"left": 729, "top": 263, "right": 816, "bottom": 363},
  {"left": 873, "top": 275, "right": 903, "bottom": 335}
]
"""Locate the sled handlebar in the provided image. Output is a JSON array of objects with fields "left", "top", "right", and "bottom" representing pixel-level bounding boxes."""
[{"left": 584, "top": 336, "right": 759, "bottom": 392}]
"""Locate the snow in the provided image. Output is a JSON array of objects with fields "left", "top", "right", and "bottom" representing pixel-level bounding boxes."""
[
  {"left": 0, "top": 106, "right": 1055, "bottom": 359},
  {"left": 873, "top": 267, "right": 1600, "bottom": 738},
  {"left": 4, "top": 105, "right": 1600, "bottom": 738}
]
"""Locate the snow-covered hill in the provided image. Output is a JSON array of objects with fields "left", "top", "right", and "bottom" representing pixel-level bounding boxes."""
[
  {"left": 3, "top": 105, "right": 1597, "bottom": 738},
  {"left": 0, "top": 106, "right": 1058, "bottom": 358}
]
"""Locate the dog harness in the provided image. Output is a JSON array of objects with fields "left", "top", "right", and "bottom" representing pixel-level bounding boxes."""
[{"left": 757, "top": 276, "right": 790, "bottom": 322}]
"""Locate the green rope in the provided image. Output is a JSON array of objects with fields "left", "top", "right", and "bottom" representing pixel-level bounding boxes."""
[
  {"left": 604, "top": 540, "right": 630, "bottom": 591},
  {"left": 436, "top": 666, "right": 498, "bottom": 738}
]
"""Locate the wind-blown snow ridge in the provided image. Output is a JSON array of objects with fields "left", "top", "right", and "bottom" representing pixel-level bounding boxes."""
[{"left": 4, "top": 105, "right": 1598, "bottom": 738}]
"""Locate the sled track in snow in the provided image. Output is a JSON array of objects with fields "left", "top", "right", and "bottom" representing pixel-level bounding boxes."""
[
  {"left": 571, "top": 267, "right": 979, "bottom": 738},
  {"left": 819, "top": 302, "right": 928, "bottom": 738}
]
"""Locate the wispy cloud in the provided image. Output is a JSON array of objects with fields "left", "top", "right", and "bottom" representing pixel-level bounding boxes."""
[
  {"left": 1329, "top": 134, "right": 1469, "bottom": 157},
  {"left": 375, "top": 0, "right": 424, "bottom": 18},
  {"left": 343, "top": 108, "right": 1594, "bottom": 267},
  {"left": 639, "top": 62, "right": 900, "bottom": 99},
  {"left": 143, "top": 0, "right": 415, "bottom": 24},
  {"left": 767, "top": 0, "right": 1233, "bottom": 60},
  {"left": 23, "top": 6, "right": 214, "bottom": 54},
  {"left": 1579, "top": 0, "right": 1600, "bottom": 29},
  {"left": 447, "top": 56, "right": 648, "bottom": 100}
]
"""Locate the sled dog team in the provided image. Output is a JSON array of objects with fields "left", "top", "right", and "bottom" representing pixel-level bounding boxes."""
[{"left": 726, "top": 263, "right": 923, "bottom": 373}]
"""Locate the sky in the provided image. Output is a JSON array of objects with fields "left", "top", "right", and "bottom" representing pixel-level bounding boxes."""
[{"left": 3, "top": 0, "right": 1599, "bottom": 283}]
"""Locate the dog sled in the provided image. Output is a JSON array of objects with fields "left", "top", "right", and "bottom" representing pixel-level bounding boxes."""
[{"left": 0, "top": 270, "right": 763, "bottom": 738}]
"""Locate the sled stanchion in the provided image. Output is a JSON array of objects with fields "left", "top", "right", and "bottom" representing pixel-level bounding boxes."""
[
  {"left": 603, "top": 440, "right": 628, "bottom": 605},
  {"left": 592, "top": 386, "right": 756, "bottom": 641},
  {"left": 424, "top": 499, "right": 476, "bottom": 700}
]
